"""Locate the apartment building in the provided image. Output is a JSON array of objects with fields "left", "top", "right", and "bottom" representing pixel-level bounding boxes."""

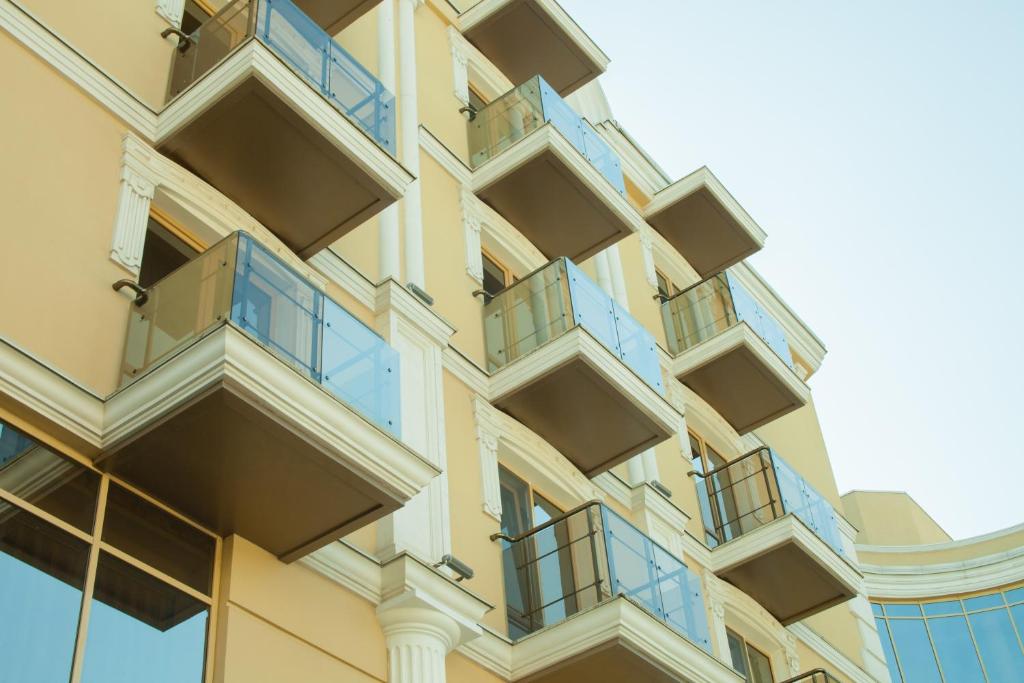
[{"left": 0, "top": 1, "right": 1016, "bottom": 682}]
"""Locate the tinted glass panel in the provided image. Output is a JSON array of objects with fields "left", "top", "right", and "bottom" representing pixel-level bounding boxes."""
[
  {"left": 968, "top": 608, "right": 1024, "bottom": 679},
  {"left": 963, "top": 593, "right": 1005, "bottom": 612},
  {"left": 927, "top": 615, "right": 985, "bottom": 683},
  {"left": 889, "top": 618, "right": 941, "bottom": 683},
  {"left": 1004, "top": 587, "right": 1024, "bottom": 605},
  {"left": 82, "top": 552, "right": 208, "bottom": 683},
  {"left": 0, "top": 428, "right": 99, "bottom": 534},
  {"left": 875, "top": 617, "right": 903, "bottom": 683},
  {"left": 922, "top": 600, "right": 962, "bottom": 617},
  {"left": 0, "top": 503, "right": 89, "bottom": 682},
  {"left": 727, "top": 631, "right": 747, "bottom": 677},
  {"left": 102, "top": 484, "right": 215, "bottom": 595},
  {"left": 886, "top": 603, "right": 924, "bottom": 617}
]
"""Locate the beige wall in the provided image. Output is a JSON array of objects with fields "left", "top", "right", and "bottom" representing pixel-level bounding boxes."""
[{"left": 842, "top": 490, "right": 952, "bottom": 547}]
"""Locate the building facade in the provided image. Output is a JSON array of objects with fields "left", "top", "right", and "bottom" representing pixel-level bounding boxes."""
[{"left": 0, "top": 1, "right": 1016, "bottom": 682}]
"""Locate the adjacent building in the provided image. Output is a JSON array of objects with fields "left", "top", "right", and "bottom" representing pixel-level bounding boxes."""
[{"left": 0, "top": 0, "right": 1018, "bottom": 682}]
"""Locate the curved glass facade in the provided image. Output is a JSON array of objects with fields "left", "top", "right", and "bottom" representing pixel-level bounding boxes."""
[{"left": 873, "top": 586, "right": 1024, "bottom": 682}]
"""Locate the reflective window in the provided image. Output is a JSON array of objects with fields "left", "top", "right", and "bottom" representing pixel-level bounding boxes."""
[
  {"left": 875, "top": 589, "right": 1024, "bottom": 682},
  {"left": 0, "top": 419, "right": 217, "bottom": 682},
  {"left": 726, "top": 629, "right": 773, "bottom": 683}
]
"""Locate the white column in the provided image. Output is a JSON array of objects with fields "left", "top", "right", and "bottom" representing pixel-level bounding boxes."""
[
  {"left": 109, "top": 166, "right": 156, "bottom": 274},
  {"left": 381, "top": 614, "right": 454, "bottom": 683},
  {"left": 378, "top": 0, "right": 401, "bottom": 281},
  {"left": 594, "top": 251, "right": 614, "bottom": 297},
  {"left": 606, "top": 244, "right": 630, "bottom": 309},
  {"left": 399, "top": 0, "right": 424, "bottom": 289}
]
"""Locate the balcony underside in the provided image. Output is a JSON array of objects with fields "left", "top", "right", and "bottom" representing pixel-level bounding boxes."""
[
  {"left": 645, "top": 169, "right": 766, "bottom": 279},
  {"left": 513, "top": 598, "right": 741, "bottom": 683},
  {"left": 711, "top": 516, "right": 860, "bottom": 625},
  {"left": 473, "top": 126, "right": 643, "bottom": 263},
  {"left": 460, "top": 0, "right": 608, "bottom": 96},
  {"left": 294, "top": 0, "right": 381, "bottom": 34},
  {"left": 100, "top": 326, "right": 437, "bottom": 563},
  {"left": 671, "top": 324, "right": 809, "bottom": 435},
  {"left": 491, "top": 329, "right": 677, "bottom": 478},
  {"left": 158, "top": 42, "right": 411, "bottom": 259}
]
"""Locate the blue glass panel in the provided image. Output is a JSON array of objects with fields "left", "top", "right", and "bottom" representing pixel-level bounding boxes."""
[
  {"left": 963, "top": 592, "right": 1005, "bottom": 612},
  {"left": 889, "top": 618, "right": 942, "bottom": 683},
  {"left": 537, "top": 77, "right": 586, "bottom": 155},
  {"left": 565, "top": 260, "right": 619, "bottom": 356},
  {"left": 875, "top": 618, "right": 904, "bottom": 683},
  {"left": 872, "top": 602, "right": 884, "bottom": 616},
  {"left": 724, "top": 273, "right": 795, "bottom": 368},
  {"left": 603, "top": 508, "right": 660, "bottom": 615},
  {"left": 886, "top": 603, "right": 924, "bottom": 617},
  {"left": 0, "top": 506, "right": 88, "bottom": 683},
  {"left": 923, "top": 600, "right": 963, "bottom": 617},
  {"left": 1011, "top": 604, "right": 1024, "bottom": 646},
  {"left": 612, "top": 301, "right": 664, "bottom": 393},
  {"left": 231, "top": 234, "right": 323, "bottom": 379},
  {"left": 968, "top": 608, "right": 1024, "bottom": 679},
  {"left": 770, "top": 452, "right": 844, "bottom": 556},
  {"left": 0, "top": 422, "right": 35, "bottom": 468},
  {"left": 322, "top": 298, "right": 401, "bottom": 438},
  {"left": 82, "top": 553, "right": 208, "bottom": 683},
  {"left": 581, "top": 120, "right": 626, "bottom": 194},
  {"left": 1005, "top": 587, "right": 1024, "bottom": 605},
  {"left": 927, "top": 615, "right": 985, "bottom": 683},
  {"left": 253, "top": 0, "right": 396, "bottom": 154}
]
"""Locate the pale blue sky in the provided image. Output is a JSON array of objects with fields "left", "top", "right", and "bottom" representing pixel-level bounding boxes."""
[{"left": 561, "top": 0, "right": 1024, "bottom": 539}]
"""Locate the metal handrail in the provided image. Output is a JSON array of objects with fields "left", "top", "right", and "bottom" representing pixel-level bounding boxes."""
[
  {"left": 661, "top": 271, "right": 731, "bottom": 305},
  {"left": 687, "top": 446, "right": 771, "bottom": 479},
  {"left": 489, "top": 500, "right": 602, "bottom": 543},
  {"left": 777, "top": 669, "right": 840, "bottom": 683}
]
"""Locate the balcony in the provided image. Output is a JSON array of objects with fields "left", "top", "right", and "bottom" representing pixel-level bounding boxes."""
[
  {"left": 293, "top": 0, "right": 381, "bottom": 34},
  {"left": 159, "top": 0, "right": 411, "bottom": 259},
  {"left": 661, "top": 271, "right": 809, "bottom": 434},
  {"left": 644, "top": 168, "right": 766, "bottom": 279},
  {"left": 485, "top": 259, "right": 677, "bottom": 477},
  {"left": 101, "top": 232, "right": 438, "bottom": 562},
  {"left": 497, "top": 503, "right": 740, "bottom": 683},
  {"left": 692, "top": 448, "right": 859, "bottom": 625},
  {"left": 451, "top": 0, "right": 608, "bottom": 96},
  {"left": 469, "top": 76, "right": 644, "bottom": 263}
]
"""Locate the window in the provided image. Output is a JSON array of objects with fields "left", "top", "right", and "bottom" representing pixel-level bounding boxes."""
[
  {"left": 727, "top": 629, "right": 773, "bottom": 683},
  {"left": 498, "top": 466, "right": 575, "bottom": 639},
  {"left": 481, "top": 250, "right": 515, "bottom": 300},
  {"left": 138, "top": 214, "right": 199, "bottom": 289},
  {"left": 655, "top": 269, "right": 680, "bottom": 303},
  {"left": 0, "top": 419, "right": 217, "bottom": 683},
  {"left": 874, "top": 591, "right": 1024, "bottom": 683},
  {"left": 689, "top": 431, "right": 741, "bottom": 547}
]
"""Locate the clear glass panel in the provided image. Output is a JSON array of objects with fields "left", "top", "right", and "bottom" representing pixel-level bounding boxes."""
[
  {"left": 927, "top": 615, "right": 985, "bottom": 683},
  {"left": 468, "top": 76, "right": 546, "bottom": 168},
  {"left": 963, "top": 592, "right": 1005, "bottom": 612},
  {"left": 0, "top": 424, "right": 99, "bottom": 534},
  {"left": 564, "top": 260, "right": 619, "bottom": 356},
  {"left": 101, "top": 483, "right": 215, "bottom": 595},
  {"left": 231, "top": 234, "right": 323, "bottom": 379},
  {"left": 923, "top": 600, "right": 963, "bottom": 616},
  {"left": 613, "top": 301, "right": 664, "bottom": 392},
  {"left": 322, "top": 298, "right": 401, "bottom": 438},
  {"left": 0, "top": 504, "right": 89, "bottom": 682},
  {"left": 888, "top": 618, "right": 942, "bottom": 683},
  {"left": 483, "top": 260, "right": 572, "bottom": 371},
  {"left": 967, "top": 608, "right": 1024, "bottom": 679},
  {"left": 876, "top": 617, "right": 904, "bottom": 683},
  {"left": 661, "top": 273, "right": 737, "bottom": 354},
  {"left": 122, "top": 234, "right": 237, "bottom": 383},
  {"left": 168, "top": 0, "right": 253, "bottom": 99},
  {"left": 82, "top": 552, "right": 208, "bottom": 683}
]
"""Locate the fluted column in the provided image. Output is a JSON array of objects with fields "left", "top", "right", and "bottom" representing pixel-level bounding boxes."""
[
  {"left": 398, "top": 0, "right": 425, "bottom": 288},
  {"left": 109, "top": 165, "right": 156, "bottom": 274},
  {"left": 381, "top": 613, "right": 456, "bottom": 683},
  {"left": 378, "top": 0, "right": 400, "bottom": 281}
]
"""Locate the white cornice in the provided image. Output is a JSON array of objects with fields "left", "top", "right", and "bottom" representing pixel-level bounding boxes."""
[
  {"left": 856, "top": 522, "right": 1024, "bottom": 554},
  {"left": 859, "top": 544, "right": 1024, "bottom": 599},
  {"left": 419, "top": 125, "right": 472, "bottom": 185}
]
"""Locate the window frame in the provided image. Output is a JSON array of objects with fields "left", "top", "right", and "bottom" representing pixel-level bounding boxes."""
[
  {"left": 0, "top": 417, "right": 221, "bottom": 683},
  {"left": 726, "top": 628, "right": 774, "bottom": 683}
]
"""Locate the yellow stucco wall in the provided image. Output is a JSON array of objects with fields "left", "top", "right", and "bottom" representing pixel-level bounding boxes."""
[{"left": 842, "top": 490, "right": 952, "bottom": 547}]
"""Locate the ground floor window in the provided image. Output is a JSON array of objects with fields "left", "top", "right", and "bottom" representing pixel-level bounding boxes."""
[{"left": 0, "top": 419, "right": 218, "bottom": 683}]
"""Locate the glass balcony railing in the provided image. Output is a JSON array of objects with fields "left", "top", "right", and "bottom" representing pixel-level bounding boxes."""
[
  {"left": 661, "top": 271, "right": 794, "bottom": 368},
  {"left": 484, "top": 258, "right": 663, "bottom": 393},
  {"left": 499, "top": 502, "right": 711, "bottom": 651},
  {"left": 468, "top": 76, "right": 625, "bottom": 194},
  {"left": 691, "top": 448, "right": 845, "bottom": 556},
  {"left": 167, "top": 0, "right": 396, "bottom": 155},
  {"left": 779, "top": 669, "right": 842, "bottom": 683},
  {"left": 121, "top": 231, "right": 401, "bottom": 438}
]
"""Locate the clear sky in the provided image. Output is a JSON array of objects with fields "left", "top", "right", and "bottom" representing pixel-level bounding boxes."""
[{"left": 560, "top": 0, "right": 1024, "bottom": 539}]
